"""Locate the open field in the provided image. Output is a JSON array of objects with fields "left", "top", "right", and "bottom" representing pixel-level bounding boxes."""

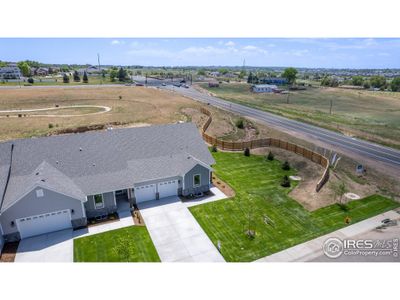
[
  {"left": 0, "top": 86, "right": 265, "bottom": 142},
  {"left": 74, "top": 226, "right": 160, "bottom": 262},
  {"left": 189, "top": 151, "right": 399, "bottom": 262},
  {"left": 198, "top": 83, "right": 400, "bottom": 149},
  {"left": 0, "top": 86, "right": 200, "bottom": 140}
]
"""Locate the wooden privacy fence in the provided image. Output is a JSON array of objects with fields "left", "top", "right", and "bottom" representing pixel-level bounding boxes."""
[{"left": 200, "top": 107, "right": 330, "bottom": 192}]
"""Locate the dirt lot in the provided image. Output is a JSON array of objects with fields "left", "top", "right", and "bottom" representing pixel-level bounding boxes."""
[{"left": 0, "top": 86, "right": 202, "bottom": 141}]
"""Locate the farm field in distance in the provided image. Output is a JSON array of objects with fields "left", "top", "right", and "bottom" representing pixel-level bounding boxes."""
[{"left": 198, "top": 82, "right": 400, "bottom": 149}]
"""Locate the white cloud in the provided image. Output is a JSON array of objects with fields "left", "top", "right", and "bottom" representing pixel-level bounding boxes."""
[
  {"left": 225, "top": 41, "right": 235, "bottom": 47},
  {"left": 111, "top": 40, "right": 125, "bottom": 45}
]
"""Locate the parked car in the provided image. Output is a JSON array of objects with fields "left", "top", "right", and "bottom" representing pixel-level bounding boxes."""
[
  {"left": 136, "top": 83, "right": 144, "bottom": 86},
  {"left": 161, "top": 83, "right": 166, "bottom": 86},
  {"left": 183, "top": 84, "right": 189, "bottom": 88}
]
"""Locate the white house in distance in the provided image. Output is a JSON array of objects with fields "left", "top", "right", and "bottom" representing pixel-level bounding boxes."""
[
  {"left": 252, "top": 84, "right": 278, "bottom": 93},
  {"left": 0, "top": 66, "right": 22, "bottom": 79}
]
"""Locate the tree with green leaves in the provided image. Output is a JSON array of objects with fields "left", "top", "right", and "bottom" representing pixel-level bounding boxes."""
[
  {"left": 352, "top": 76, "right": 364, "bottom": 86},
  {"left": 118, "top": 67, "right": 127, "bottom": 82},
  {"left": 63, "top": 73, "right": 70, "bottom": 83},
  {"left": 390, "top": 77, "right": 400, "bottom": 92},
  {"left": 370, "top": 75, "right": 387, "bottom": 89},
  {"left": 0, "top": 61, "right": 7, "bottom": 67},
  {"left": 110, "top": 68, "right": 118, "bottom": 82},
  {"left": 238, "top": 70, "right": 246, "bottom": 79},
  {"left": 247, "top": 72, "right": 254, "bottom": 84},
  {"left": 17, "top": 61, "right": 31, "bottom": 77},
  {"left": 82, "top": 71, "right": 88, "bottom": 83},
  {"left": 197, "top": 69, "right": 206, "bottom": 76},
  {"left": 282, "top": 67, "right": 298, "bottom": 85},
  {"left": 73, "top": 70, "right": 80, "bottom": 82}
]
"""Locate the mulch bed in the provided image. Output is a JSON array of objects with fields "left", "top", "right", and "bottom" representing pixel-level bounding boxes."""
[
  {"left": 0, "top": 242, "right": 19, "bottom": 263},
  {"left": 132, "top": 208, "right": 145, "bottom": 226},
  {"left": 212, "top": 175, "right": 235, "bottom": 197}
]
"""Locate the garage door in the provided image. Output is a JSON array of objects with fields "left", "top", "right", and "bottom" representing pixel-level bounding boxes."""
[
  {"left": 16, "top": 209, "right": 72, "bottom": 239},
  {"left": 158, "top": 180, "right": 178, "bottom": 199},
  {"left": 135, "top": 184, "right": 156, "bottom": 203}
]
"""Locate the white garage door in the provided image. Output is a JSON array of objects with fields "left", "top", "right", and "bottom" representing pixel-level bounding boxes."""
[
  {"left": 135, "top": 184, "right": 156, "bottom": 203},
  {"left": 158, "top": 180, "right": 178, "bottom": 199},
  {"left": 16, "top": 209, "right": 72, "bottom": 239}
]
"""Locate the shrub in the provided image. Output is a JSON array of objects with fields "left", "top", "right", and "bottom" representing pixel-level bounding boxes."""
[
  {"left": 63, "top": 74, "right": 70, "bottom": 83},
  {"left": 267, "top": 151, "right": 274, "bottom": 161},
  {"left": 236, "top": 118, "right": 244, "bottom": 129},
  {"left": 281, "top": 175, "right": 291, "bottom": 187},
  {"left": 48, "top": 123, "right": 54, "bottom": 129},
  {"left": 282, "top": 161, "right": 290, "bottom": 170},
  {"left": 27, "top": 77, "right": 34, "bottom": 84},
  {"left": 211, "top": 145, "right": 218, "bottom": 152},
  {"left": 119, "top": 95, "right": 122, "bottom": 100},
  {"left": 244, "top": 147, "right": 250, "bottom": 156},
  {"left": 338, "top": 203, "right": 350, "bottom": 212}
]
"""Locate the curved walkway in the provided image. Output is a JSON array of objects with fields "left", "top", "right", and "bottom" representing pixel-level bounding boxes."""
[{"left": 0, "top": 105, "right": 111, "bottom": 118}]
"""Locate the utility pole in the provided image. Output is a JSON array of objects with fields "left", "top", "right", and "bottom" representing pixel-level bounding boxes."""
[
  {"left": 97, "top": 53, "right": 102, "bottom": 85},
  {"left": 286, "top": 92, "right": 290, "bottom": 104},
  {"left": 329, "top": 99, "right": 333, "bottom": 115}
]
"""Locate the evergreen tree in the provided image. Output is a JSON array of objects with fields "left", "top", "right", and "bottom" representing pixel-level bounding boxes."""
[
  {"left": 83, "top": 71, "right": 89, "bottom": 83},
  {"left": 63, "top": 73, "right": 70, "bottom": 83},
  {"left": 73, "top": 70, "right": 80, "bottom": 82}
]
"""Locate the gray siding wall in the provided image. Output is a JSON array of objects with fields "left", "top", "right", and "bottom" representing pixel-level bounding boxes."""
[
  {"left": 0, "top": 224, "right": 4, "bottom": 255},
  {"left": 85, "top": 191, "right": 117, "bottom": 218},
  {"left": 183, "top": 164, "right": 210, "bottom": 196},
  {"left": 0, "top": 187, "right": 85, "bottom": 239}
]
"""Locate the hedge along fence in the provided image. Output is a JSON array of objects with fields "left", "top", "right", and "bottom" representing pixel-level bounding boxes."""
[{"left": 199, "top": 107, "right": 330, "bottom": 192}]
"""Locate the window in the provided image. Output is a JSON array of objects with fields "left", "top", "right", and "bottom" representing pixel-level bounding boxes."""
[
  {"left": 94, "top": 194, "right": 104, "bottom": 209},
  {"left": 36, "top": 189, "right": 44, "bottom": 198},
  {"left": 194, "top": 174, "right": 201, "bottom": 187}
]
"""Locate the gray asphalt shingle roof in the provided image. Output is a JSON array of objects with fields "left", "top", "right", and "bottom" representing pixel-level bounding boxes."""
[{"left": 0, "top": 122, "right": 214, "bottom": 212}]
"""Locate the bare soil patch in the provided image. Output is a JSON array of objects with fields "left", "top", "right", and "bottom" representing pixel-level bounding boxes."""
[
  {"left": 211, "top": 173, "right": 235, "bottom": 197},
  {"left": 0, "top": 242, "right": 19, "bottom": 263}
]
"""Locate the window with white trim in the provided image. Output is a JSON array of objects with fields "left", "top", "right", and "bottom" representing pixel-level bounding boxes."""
[
  {"left": 193, "top": 174, "right": 201, "bottom": 187},
  {"left": 94, "top": 194, "right": 104, "bottom": 209}
]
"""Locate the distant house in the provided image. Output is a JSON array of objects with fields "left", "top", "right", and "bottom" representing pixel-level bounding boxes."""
[
  {"left": 259, "top": 77, "right": 288, "bottom": 85},
  {"left": 0, "top": 66, "right": 21, "bottom": 79},
  {"left": 209, "top": 71, "right": 220, "bottom": 77},
  {"left": 208, "top": 82, "right": 220, "bottom": 88},
  {"left": 30, "top": 67, "right": 49, "bottom": 76},
  {"left": 252, "top": 84, "right": 278, "bottom": 93},
  {"left": 78, "top": 65, "right": 103, "bottom": 76}
]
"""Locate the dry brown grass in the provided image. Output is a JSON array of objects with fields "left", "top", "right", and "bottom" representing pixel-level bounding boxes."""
[{"left": 0, "top": 86, "right": 203, "bottom": 141}]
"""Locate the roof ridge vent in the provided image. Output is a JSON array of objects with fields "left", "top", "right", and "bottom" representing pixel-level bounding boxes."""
[{"left": 79, "top": 147, "right": 83, "bottom": 151}]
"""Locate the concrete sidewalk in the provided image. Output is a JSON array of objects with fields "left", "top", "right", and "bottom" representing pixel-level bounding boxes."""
[{"left": 256, "top": 210, "right": 400, "bottom": 262}]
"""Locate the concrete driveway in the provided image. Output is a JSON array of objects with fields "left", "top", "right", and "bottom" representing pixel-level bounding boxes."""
[
  {"left": 15, "top": 229, "right": 74, "bottom": 262},
  {"left": 138, "top": 197, "right": 225, "bottom": 262}
]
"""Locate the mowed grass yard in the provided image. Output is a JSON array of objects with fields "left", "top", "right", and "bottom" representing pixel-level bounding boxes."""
[
  {"left": 189, "top": 151, "right": 399, "bottom": 262},
  {"left": 74, "top": 226, "right": 160, "bottom": 262},
  {"left": 199, "top": 83, "right": 400, "bottom": 149}
]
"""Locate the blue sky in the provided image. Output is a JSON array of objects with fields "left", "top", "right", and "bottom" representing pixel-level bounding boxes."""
[{"left": 0, "top": 38, "right": 399, "bottom": 68}]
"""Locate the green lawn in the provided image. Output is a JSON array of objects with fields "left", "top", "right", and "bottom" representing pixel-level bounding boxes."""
[
  {"left": 73, "top": 226, "right": 160, "bottom": 262},
  {"left": 189, "top": 151, "right": 399, "bottom": 262}
]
